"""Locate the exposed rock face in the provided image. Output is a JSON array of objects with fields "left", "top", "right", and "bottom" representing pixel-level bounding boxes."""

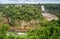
[
  {"left": 10, "top": 20, "right": 40, "bottom": 32},
  {"left": 20, "top": 20, "right": 39, "bottom": 26}
]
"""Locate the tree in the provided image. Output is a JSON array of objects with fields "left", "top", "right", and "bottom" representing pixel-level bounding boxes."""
[{"left": 3, "top": 5, "right": 42, "bottom": 26}]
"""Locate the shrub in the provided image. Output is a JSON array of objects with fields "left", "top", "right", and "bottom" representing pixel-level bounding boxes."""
[{"left": 27, "top": 26, "right": 60, "bottom": 39}]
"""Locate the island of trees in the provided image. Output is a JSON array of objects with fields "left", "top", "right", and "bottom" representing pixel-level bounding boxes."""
[{"left": 0, "top": 4, "right": 60, "bottom": 39}]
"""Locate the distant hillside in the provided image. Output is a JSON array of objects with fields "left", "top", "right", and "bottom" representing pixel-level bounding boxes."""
[{"left": 44, "top": 4, "right": 60, "bottom": 17}]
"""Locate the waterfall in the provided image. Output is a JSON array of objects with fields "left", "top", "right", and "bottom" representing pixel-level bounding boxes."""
[{"left": 41, "top": 5, "right": 45, "bottom": 12}]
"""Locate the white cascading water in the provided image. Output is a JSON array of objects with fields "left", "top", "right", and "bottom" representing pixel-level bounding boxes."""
[{"left": 41, "top": 5, "right": 45, "bottom": 12}]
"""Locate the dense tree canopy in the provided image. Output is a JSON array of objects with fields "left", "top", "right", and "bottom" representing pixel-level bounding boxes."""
[
  {"left": 2, "top": 5, "right": 43, "bottom": 26},
  {"left": 3, "top": 5, "right": 42, "bottom": 20},
  {"left": 0, "top": 4, "right": 60, "bottom": 39}
]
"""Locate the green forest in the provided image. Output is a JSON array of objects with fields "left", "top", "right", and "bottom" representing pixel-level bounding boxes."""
[{"left": 0, "top": 4, "right": 60, "bottom": 39}]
